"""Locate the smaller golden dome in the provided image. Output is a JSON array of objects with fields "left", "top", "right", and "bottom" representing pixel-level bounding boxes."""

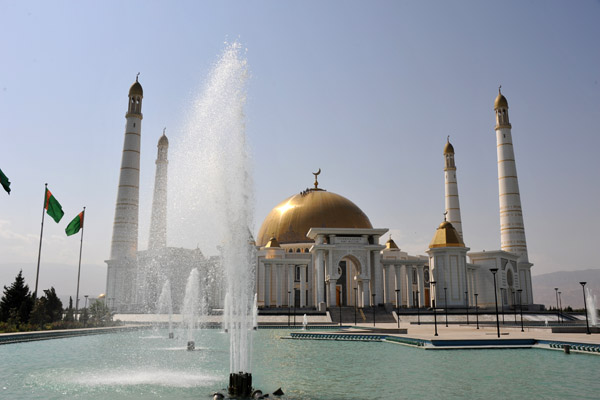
[
  {"left": 429, "top": 221, "right": 465, "bottom": 248},
  {"left": 443, "top": 138, "right": 454, "bottom": 154},
  {"left": 129, "top": 76, "right": 143, "bottom": 97},
  {"left": 494, "top": 87, "right": 508, "bottom": 110},
  {"left": 264, "top": 236, "right": 281, "bottom": 248},
  {"left": 98, "top": 293, "right": 106, "bottom": 299},
  {"left": 385, "top": 238, "right": 399, "bottom": 250}
]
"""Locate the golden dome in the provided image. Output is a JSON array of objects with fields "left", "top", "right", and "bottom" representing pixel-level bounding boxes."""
[
  {"left": 385, "top": 238, "right": 399, "bottom": 250},
  {"left": 129, "top": 77, "right": 143, "bottom": 97},
  {"left": 98, "top": 293, "right": 106, "bottom": 299},
  {"left": 443, "top": 139, "right": 454, "bottom": 154},
  {"left": 429, "top": 221, "right": 465, "bottom": 248},
  {"left": 494, "top": 87, "right": 508, "bottom": 110},
  {"left": 256, "top": 189, "right": 373, "bottom": 246},
  {"left": 264, "top": 236, "right": 281, "bottom": 248}
]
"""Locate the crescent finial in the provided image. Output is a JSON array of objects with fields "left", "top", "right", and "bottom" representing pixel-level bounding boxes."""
[{"left": 312, "top": 168, "right": 321, "bottom": 189}]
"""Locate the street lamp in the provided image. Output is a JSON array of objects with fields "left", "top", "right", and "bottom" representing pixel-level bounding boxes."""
[
  {"left": 580, "top": 282, "right": 591, "bottom": 335},
  {"left": 395, "top": 289, "right": 400, "bottom": 329},
  {"left": 353, "top": 287, "right": 358, "bottom": 326},
  {"left": 293, "top": 289, "right": 297, "bottom": 327},
  {"left": 474, "top": 293, "right": 479, "bottom": 329},
  {"left": 518, "top": 289, "right": 524, "bottom": 332},
  {"left": 444, "top": 287, "right": 448, "bottom": 327},
  {"left": 84, "top": 295, "right": 89, "bottom": 308},
  {"left": 558, "top": 291, "right": 563, "bottom": 324},
  {"left": 431, "top": 281, "right": 438, "bottom": 336},
  {"left": 500, "top": 288, "right": 505, "bottom": 325},
  {"left": 490, "top": 269, "right": 500, "bottom": 338},
  {"left": 372, "top": 293, "right": 376, "bottom": 327},
  {"left": 287, "top": 291, "right": 291, "bottom": 327},
  {"left": 554, "top": 287, "right": 560, "bottom": 324},
  {"left": 416, "top": 290, "right": 421, "bottom": 325}
]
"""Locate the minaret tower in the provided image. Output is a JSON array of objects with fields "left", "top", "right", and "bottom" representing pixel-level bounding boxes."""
[
  {"left": 110, "top": 75, "right": 143, "bottom": 260},
  {"left": 443, "top": 137, "right": 463, "bottom": 239},
  {"left": 494, "top": 87, "right": 529, "bottom": 264},
  {"left": 148, "top": 129, "right": 169, "bottom": 250}
]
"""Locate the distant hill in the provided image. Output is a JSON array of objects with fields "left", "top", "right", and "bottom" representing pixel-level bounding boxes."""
[{"left": 532, "top": 269, "right": 600, "bottom": 309}]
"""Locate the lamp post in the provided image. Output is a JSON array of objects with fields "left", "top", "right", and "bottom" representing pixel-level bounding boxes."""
[
  {"left": 554, "top": 287, "right": 560, "bottom": 325},
  {"left": 518, "top": 289, "right": 524, "bottom": 332},
  {"left": 465, "top": 291, "right": 469, "bottom": 325},
  {"left": 84, "top": 295, "right": 89, "bottom": 309},
  {"left": 287, "top": 291, "right": 291, "bottom": 327},
  {"left": 395, "top": 289, "right": 400, "bottom": 329},
  {"left": 474, "top": 293, "right": 479, "bottom": 329},
  {"left": 580, "top": 282, "right": 591, "bottom": 335},
  {"left": 416, "top": 289, "right": 420, "bottom": 325},
  {"left": 558, "top": 291, "right": 562, "bottom": 325},
  {"left": 490, "top": 269, "right": 500, "bottom": 338},
  {"left": 372, "top": 293, "right": 376, "bottom": 327},
  {"left": 444, "top": 287, "right": 448, "bottom": 327},
  {"left": 431, "top": 281, "right": 438, "bottom": 336},
  {"left": 353, "top": 287, "right": 357, "bottom": 326},
  {"left": 500, "top": 288, "right": 505, "bottom": 325}
]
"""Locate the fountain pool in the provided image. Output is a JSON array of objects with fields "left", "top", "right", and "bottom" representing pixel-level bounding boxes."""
[{"left": 2, "top": 329, "right": 599, "bottom": 399}]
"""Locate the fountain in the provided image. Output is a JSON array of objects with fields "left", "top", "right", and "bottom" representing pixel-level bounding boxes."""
[
  {"left": 156, "top": 280, "right": 174, "bottom": 338},
  {"left": 171, "top": 42, "right": 259, "bottom": 397},
  {"left": 585, "top": 287, "right": 598, "bottom": 327},
  {"left": 303, "top": 314, "right": 308, "bottom": 330},
  {"left": 182, "top": 268, "right": 200, "bottom": 349}
]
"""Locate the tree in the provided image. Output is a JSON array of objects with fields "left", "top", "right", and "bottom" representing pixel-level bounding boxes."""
[
  {"left": 89, "top": 300, "right": 111, "bottom": 325},
  {"left": 0, "top": 270, "right": 33, "bottom": 324},
  {"left": 64, "top": 296, "right": 74, "bottom": 322},
  {"left": 29, "top": 287, "right": 63, "bottom": 326}
]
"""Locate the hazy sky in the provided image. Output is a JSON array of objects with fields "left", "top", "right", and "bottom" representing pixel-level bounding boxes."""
[{"left": 1, "top": 1, "right": 599, "bottom": 300}]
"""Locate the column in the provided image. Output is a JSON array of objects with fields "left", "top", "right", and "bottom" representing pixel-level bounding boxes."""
[
  {"left": 406, "top": 266, "right": 414, "bottom": 307},
  {"left": 385, "top": 265, "right": 394, "bottom": 305},
  {"left": 288, "top": 264, "right": 294, "bottom": 306},
  {"left": 373, "top": 249, "right": 383, "bottom": 304},
  {"left": 417, "top": 265, "right": 425, "bottom": 307},
  {"left": 362, "top": 279, "right": 371, "bottom": 307},
  {"left": 316, "top": 250, "right": 325, "bottom": 306},
  {"left": 276, "top": 264, "right": 282, "bottom": 307},
  {"left": 264, "top": 263, "right": 271, "bottom": 307},
  {"left": 357, "top": 280, "right": 364, "bottom": 308},
  {"left": 300, "top": 265, "right": 306, "bottom": 307},
  {"left": 394, "top": 265, "right": 402, "bottom": 307},
  {"left": 328, "top": 280, "right": 337, "bottom": 307}
]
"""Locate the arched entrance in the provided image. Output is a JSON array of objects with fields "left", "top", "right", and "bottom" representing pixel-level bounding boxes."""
[{"left": 335, "top": 255, "right": 362, "bottom": 306}]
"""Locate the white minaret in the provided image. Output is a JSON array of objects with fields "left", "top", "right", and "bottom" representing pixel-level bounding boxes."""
[
  {"left": 443, "top": 137, "right": 463, "bottom": 239},
  {"left": 148, "top": 129, "right": 168, "bottom": 250},
  {"left": 494, "top": 87, "right": 528, "bottom": 263},
  {"left": 110, "top": 76, "right": 143, "bottom": 260}
]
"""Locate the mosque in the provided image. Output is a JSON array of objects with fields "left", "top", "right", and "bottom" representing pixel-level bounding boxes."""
[{"left": 105, "top": 78, "right": 536, "bottom": 314}]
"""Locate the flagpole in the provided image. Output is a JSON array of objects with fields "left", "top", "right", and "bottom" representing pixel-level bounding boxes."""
[
  {"left": 34, "top": 183, "right": 48, "bottom": 300},
  {"left": 75, "top": 207, "right": 85, "bottom": 316}
]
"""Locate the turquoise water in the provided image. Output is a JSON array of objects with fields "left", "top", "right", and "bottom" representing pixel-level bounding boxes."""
[{"left": 1, "top": 329, "right": 599, "bottom": 399}]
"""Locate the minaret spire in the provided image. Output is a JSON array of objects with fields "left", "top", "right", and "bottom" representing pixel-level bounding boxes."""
[
  {"left": 443, "top": 137, "right": 463, "bottom": 239},
  {"left": 148, "top": 129, "right": 169, "bottom": 250},
  {"left": 494, "top": 88, "right": 527, "bottom": 262}
]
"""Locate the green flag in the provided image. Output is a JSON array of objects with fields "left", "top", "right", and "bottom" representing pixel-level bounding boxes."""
[
  {"left": 0, "top": 169, "right": 10, "bottom": 194},
  {"left": 65, "top": 210, "right": 84, "bottom": 236},
  {"left": 45, "top": 187, "right": 64, "bottom": 223}
]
